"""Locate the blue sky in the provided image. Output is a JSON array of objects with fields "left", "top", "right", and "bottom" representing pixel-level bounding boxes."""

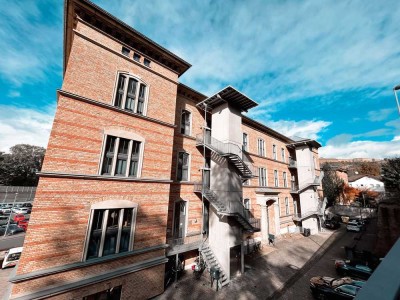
[{"left": 1, "top": 0, "right": 399, "bottom": 158}]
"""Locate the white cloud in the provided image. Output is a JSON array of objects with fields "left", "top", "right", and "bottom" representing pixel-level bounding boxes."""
[
  {"left": 262, "top": 119, "right": 331, "bottom": 141},
  {"left": 320, "top": 139, "right": 400, "bottom": 159},
  {"left": 0, "top": 1, "right": 62, "bottom": 86},
  {"left": 367, "top": 108, "right": 396, "bottom": 122},
  {"left": 0, "top": 105, "right": 54, "bottom": 152},
  {"left": 7, "top": 90, "right": 21, "bottom": 98},
  {"left": 98, "top": 0, "right": 400, "bottom": 104}
]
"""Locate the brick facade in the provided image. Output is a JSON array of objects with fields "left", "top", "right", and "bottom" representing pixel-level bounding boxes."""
[{"left": 10, "top": 1, "right": 322, "bottom": 299}]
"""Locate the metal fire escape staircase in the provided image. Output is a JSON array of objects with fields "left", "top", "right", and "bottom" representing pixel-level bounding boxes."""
[
  {"left": 195, "top": 134, "right": 257, "bottom": 180},
  {"left": 195, "top": 134, "right": 260, "bottom": 233}
]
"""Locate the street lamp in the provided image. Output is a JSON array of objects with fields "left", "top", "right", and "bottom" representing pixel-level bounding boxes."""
[{"left": 393, "top": 84, "right": 400, "bottom": 116}]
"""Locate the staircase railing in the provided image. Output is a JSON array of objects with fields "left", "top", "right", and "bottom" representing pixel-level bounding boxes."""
[
  {"left": 194, "top": 183, "right": 260, "bottom": 231},
  {"left": 196, "top": 133, "right": 257, "bottom": 177}
]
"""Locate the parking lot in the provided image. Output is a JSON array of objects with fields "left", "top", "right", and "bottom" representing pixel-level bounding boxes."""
[{"left": 157, "top": 219, "right": 377, "bottom": 300}]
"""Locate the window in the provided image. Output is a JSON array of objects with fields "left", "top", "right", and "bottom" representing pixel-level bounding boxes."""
[
  {"left": 257, "top": 139, "right": 265, "bottom": 157},
  {"left": 133, "top": 53, "right": 141, "bottom": 62},
  {"left": 144, "top": 58, "right": 151, "bottom": 67},
  {"left": 283, "top": 172, "right": 287, "bottom": 188},
  {"left": 273, "top": 145, "right": 277, "bottom": 160},
  {"left": 274, "top": 170, "right": 279, "bottom": 187},
  {"left": 281, "top": 148, "right": 285, "bottom": 162},
  {"left": 85, "top": 201, "right": 137, "bottom": 260},
  {"left": 258, "top": 168, "right": 267, "bottom": 186},
  {"left": 243, "top": 133, "right": 248, "bottom": 151},
  {"left": 243, "top": 198, "right": 251, "bottom": 210},
  {"left": 121, "top": 46, "right": 130, "bottom": 57},
  {"left": 101, "top": 135, "right": 142, "bottom": 177},
  {"left": 243, "top": 179, "right": 250, "bottom": 186},
  {"left": 180, "top": 110, "right": 191, "bottom": 135},
  {"left": 293, "top": 200, "right": 298, "bottom": 215},
  {"left": 83, "top": 285, "right": 122, "bottom": 300},
  {"left": 285, "top": 197, "right": 290, "bottom": 215},
  {"left": 177, "top": 152, "right": 190, "bottom": 181},
  {"left": 113, "top": 73, "right": 147, "bottom": 115}
]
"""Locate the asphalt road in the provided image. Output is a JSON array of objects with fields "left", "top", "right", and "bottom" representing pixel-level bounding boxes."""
[
  {"left": 0, "top": 234, "right": 25, "bottom": 252},
  {"left": 279, "top": 227, "right": 371, "bottom": 299}
]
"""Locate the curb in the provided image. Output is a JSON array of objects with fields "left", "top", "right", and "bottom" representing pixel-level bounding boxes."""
[{"left": 266, "top": 229, "right": 347, "bottom": 299}]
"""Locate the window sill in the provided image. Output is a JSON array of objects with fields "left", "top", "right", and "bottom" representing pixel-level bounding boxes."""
[
  {"left": 10, "top": 244, "right": 168, "bottom": 283},
  {"left": 37, "top": 171, "right": 173, "bottom": 183},
  {"left": 177, "top": 133, "right": 196, "bottom": 140}
]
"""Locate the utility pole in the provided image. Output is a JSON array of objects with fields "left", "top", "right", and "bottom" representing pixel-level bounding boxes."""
[{"left": 4, "top": 192, "right": 18, "bottom": 237}]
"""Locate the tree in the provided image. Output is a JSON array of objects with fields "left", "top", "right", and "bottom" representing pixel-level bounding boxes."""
[
  {"left": 322, "top": 163, "right": 345, "bottom": 207},
  {"left": 0, "top": 144, "right": 46, "bottom": 186},
  {"left": 381, "top": 157, "right": 400, "bottom": 197},
  {"left": 358, "top": 161, "right": 381, "bottom": 176}
]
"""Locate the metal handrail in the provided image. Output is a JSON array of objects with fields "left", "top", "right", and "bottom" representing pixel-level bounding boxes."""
[
  {"left": 196, "top": 133, "right": 257, "bottom": 177},
  {"left": 196, "top": 133, "right": 243, "bottom": 157}
]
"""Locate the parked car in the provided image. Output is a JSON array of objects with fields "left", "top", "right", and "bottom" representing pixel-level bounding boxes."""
[
  {"left": 2, "top": 247, "right": 23, "bottom": 269},
  {"left": 310, "top": 276, "right": 365, "bottom": 299},
  {"left": 324, "top": 219, "right": 340, "bottom": 230},
  {"left": 0, "top": 208, "right": 11, "bottom": 215},
  {"left": 0, "top": 224, "right": 25, "bottom": 236},
  {"left": 335, "top": 260, "right": 373, "bottom": 280},
  {"left": 17, "top": 220, "right": 29, "bottom": 231},
  {"left": 22, "top": 203, "right": 33, "bottom": 208},
  {"left": 13, "top": 214, "right": 26, "bottom": 223},
  {"left": 346, "top": 220, "right": 363, "bottom": 232},
  {"left": 12, "top": 208, "right": 30, "bottom": 214},
  {"left": 0, "top": 216, "right": 9, "bottom": 226}
]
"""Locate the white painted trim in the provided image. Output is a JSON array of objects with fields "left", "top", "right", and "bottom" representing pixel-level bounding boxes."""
[
  {"left": 97, "top": 133, "right": 108, "bottom": 175},
  {"left": 92, "top": 200, "right": 138, "bottom": 209},
  {"left": 104, "top": 129, "right": 145, "bottom": 142},
  {"left": 176, "top": 150, "right": 191, "bottom": 182}
]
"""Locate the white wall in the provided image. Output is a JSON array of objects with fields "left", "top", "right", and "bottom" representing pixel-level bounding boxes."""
[
  {"left": 295, "top": 145, "right": 315, "bottom": 187},
  {"left": 349, "top": 177, "right": 385, "bottom": 192}
]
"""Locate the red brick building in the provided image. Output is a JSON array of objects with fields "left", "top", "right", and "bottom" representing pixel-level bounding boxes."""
[{"left": 8, "top": 1, "right": 323, "bottom": 299}]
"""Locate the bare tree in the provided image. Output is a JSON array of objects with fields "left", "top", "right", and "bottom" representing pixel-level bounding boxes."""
[{"left": 381, "top": 157, "right": 400, "bottom": 198}]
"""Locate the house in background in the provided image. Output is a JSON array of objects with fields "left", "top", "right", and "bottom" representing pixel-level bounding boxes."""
[
  {"left": 8, "top": 0, "right": 323, "bottom": 299},
  {"left": 348, "top": 175, "right": 385, "bottom": 193}
]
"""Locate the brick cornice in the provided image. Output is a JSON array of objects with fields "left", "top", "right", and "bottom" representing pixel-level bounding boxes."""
[
  {"left": 57, "top": 89, "right": 177, "bottom": 129},
  {"left": 38, "top": 171, "right": 173, "bottom": 183}
]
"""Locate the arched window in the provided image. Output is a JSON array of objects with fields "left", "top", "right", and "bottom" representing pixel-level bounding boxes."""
[
  {"left": 84, "top": 200, "right": 137, "bottom": 261},
  {"left": 113, "top": 73, "right": 148, "bottom": 116}
]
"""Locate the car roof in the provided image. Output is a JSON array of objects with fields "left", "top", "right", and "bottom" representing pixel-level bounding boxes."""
[{"left": 8, "top": 247, "right": 23, "bottom": 254}]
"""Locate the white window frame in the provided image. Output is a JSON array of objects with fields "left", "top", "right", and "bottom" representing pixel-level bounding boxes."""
[
  {"left": 258, "top": 167, "right": 267, "bottom": 187},
  {"left": 180, "top": 109, "right": 192, "bottom": 136},
  {"left": 98, "top": 130, "right": 145, "bottom": 178},
  {"left": 283, "top": 172, "right": 288, "bottom": 188},
  {"left": 243, "top": 198, "right": 251, "bottom": 210},
  {"left": 176, "top": 151, "right": 191, "bottom": 182},
  {"left": 243, "top": 133, "right": 248, "bottom": 152},
  {"left": 172, "top": 199, "right": 189, "bottom": 238},
  {"left": 285, "top": 197, "right": 290, "bottom": 215},
  {"left": 257, "top": 138, "right": 265, "bottom": 157},
  {"left": 83, "top": 200, "right": 138, "bottom": 261},
  {"left": 273, "top": 144, "right": 277, "bottom": 160},
  {"left": 112, "top": 72, "right": 150, "bottom": 116},
  {"left": 274, "top": 170, "right": 279, "bottom": 187}
]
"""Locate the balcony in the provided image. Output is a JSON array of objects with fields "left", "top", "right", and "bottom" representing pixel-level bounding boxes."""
[
  {"left": 288, "top": 158, "right": 297, "bottom": 169},
  {"left": 166, "top": 233, "right": 203, "bottom": 255}
]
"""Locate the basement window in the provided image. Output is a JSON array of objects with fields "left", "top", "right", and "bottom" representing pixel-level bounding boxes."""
[
  {"left": 121, "top": 46, "right": 130, "bottom": 57},
  {"left": 144, "top": 58, "right": 151, "bottom": 67}
]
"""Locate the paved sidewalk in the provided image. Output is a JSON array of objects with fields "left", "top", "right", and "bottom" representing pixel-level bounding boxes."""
[{"left": 155, "top": 229, "right": 343, "bottom": 300}]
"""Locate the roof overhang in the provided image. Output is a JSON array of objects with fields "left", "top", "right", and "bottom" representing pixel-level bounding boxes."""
[
  {"left": 287, "top": 139, "right": 322, "bottom": 149},
  {"left": 197, "top": 86, "right": 258, "bottom": 112}
]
